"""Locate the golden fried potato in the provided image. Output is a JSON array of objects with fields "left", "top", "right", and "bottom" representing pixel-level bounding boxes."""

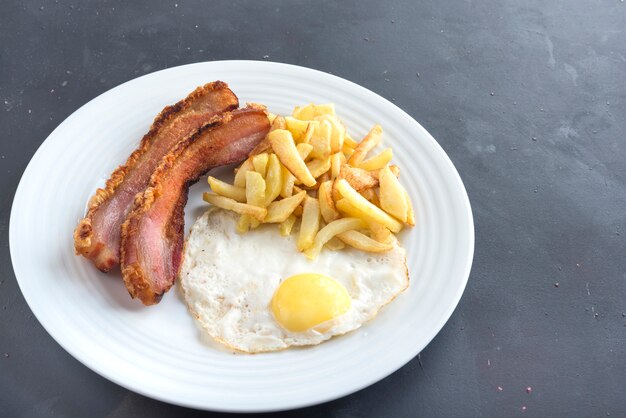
[
  {"left": 271, "top": 115, "right": 286, "bottom": 130},
  {"left": 300, "top": 122, "right": 316, "bottom": 144},
  {"left": 343, "top": 133, "right": 358, "bottom": 149},
  {"left": 405, "top": 189, "right": 415, "bottom": 227},
  {"left": 368, "top": 221, "right": 392, "bottom": 243},
  {"left": 370, "top": 164, "right": 400, "bottom": 180},
  {"left": 342, "top": 143, "right": 355, "bottom": 159},
  {"left": 264, "top": 191, "right": 307, "bottom": 223},
  {"left": 285, "top": 117, "right": 310, "bottom": 142},
  {"left": 297, "top": 197, "right": 320, "bottom": 251},
  {"left": 337, "top": 230, "right": 394, "bottom": 252},
  {"left": 339, "top": 165, "right": 378, "bottom": 191},
  {"left": 306, "top": 157, "right": 331, "bottom": 179},
  {"left": 378, "top": 165, "right": 408, "bottom": 222},
  {"left": 264, "top": 154, "right": 283, "bottom": 206},
  {"left": 348, "top": 124, "right": 382, "bottom": 166},
  {"left": 309, "top": 120, "right": 332, "bottom": 159},
  {"left": 296, "top": 142, "right": 314, "bottom": 160},
  {"left": 245, "top": 171, "right": 266, "bottom": 208},
  {"left": 330, "top": 152, "right": 342, "bottom": 180},
  {"left": 250, "top": 116, "right": 285, "bottom": 156},
  {"left": 233, "top": 157, "right": 253, "bottom": 187},
  {"left": 325, "top": 236, "right": 345, "bottom": 250},
  {"left": 203, "top": 193, "right": 267, "bottom": 221},
  {"left": 279, "top": 214, "right": 297, "bottom": 236},
  {"left": 358, "top": 148, "right": 393, "bottom": 171},
  {"left": 208, "top": 176, "right": 246, "bottom": 202},
  {"left": 268, "top": 130, "right": 316, "bottom": 187},
  {"left": 236, "top": 214, "right": 251, "bottom": 233},
  {"left": 334, "top": 179, "right": 403, "bottom": 232},
  {"left": 280, "top": 165, "right": 296, "bottom": 198},
  {"left": 360, "top": 188, "right": 380, "bottom": 206},
  {"left": 304, "top": 217, "right": 364, "bottom": 259},
  {"left": 318, "top": 180, "right": 339, "bottom": 223},
  {"left": 315, "top": 114, "right": 345, "bottom": 153},
  {"left": 252, "top": 153, "right": 269, "bottom": 177},
  {"left": 293, "top": 103, "right": 335, "bottom": 120}
]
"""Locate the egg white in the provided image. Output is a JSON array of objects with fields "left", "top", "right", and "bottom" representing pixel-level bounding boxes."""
[{"left": 179, "top": 208, "right": 409, "bottom": 353}]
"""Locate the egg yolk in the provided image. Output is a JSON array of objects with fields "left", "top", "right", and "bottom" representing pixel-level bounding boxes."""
[{"left": 271, "top": 273, "right": 351, "bottom": 332}]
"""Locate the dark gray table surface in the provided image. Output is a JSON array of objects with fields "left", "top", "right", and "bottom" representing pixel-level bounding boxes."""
[{"left": 1, "top": 0, "right": 625, "bottom": 417}]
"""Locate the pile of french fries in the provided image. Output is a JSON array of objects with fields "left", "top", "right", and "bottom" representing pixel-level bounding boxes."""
[{"left": 203, "top": 103, "right": 414, "bottom": 260}]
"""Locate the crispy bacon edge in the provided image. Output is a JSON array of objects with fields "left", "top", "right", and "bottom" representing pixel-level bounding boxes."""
[
  {"left": 73, "top": 81, "right": 238, "bottom": 270},
  {"left": 120, "top": 106, "right": 271, "bottom": 304}
]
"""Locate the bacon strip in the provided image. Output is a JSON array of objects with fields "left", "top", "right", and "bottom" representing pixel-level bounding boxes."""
[
  {"left": 120, "top": 107, "right": 271, "bottom": 305},
  {"left": 74, "top": 82, "right": 238, "bottom": 271}
]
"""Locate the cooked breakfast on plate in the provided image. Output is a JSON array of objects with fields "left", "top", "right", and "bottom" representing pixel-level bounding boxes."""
[{"left": 74, "top": 86, "right": 416, "bottom": 351}]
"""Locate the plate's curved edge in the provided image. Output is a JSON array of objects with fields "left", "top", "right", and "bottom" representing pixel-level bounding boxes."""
[{"left": 9, "top": 60, "right": 475, "bottom": 412}]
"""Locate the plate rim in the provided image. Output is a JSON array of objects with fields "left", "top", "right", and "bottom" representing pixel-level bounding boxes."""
[{"left": 9, "top": 60, "right": 474, "bottom": 412}]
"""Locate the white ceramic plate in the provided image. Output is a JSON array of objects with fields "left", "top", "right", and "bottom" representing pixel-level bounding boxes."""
[{"left": 10, "top": 61, "right": 473, "bottom": 412}]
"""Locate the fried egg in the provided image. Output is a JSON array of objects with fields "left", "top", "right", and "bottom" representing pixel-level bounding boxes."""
[{"left": 179, "top": 208, "right": 409, "bottom": 353}]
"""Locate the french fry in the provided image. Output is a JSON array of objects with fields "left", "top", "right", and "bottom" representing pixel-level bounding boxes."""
[
  {"left": 315, "top": 114, "right": 345, "bottom": 153},
  {"left": 330, "top": 118, "right": 345, "bottom": 153},
  {"left": 337, "top": 230, "right": 394, "bottom": 253},
  {"left": 280, "top": 165, "right": 296, "bottom": 198},
  {"left": 271, "top": 115, "right": 286, "bottom": 130},
  {"left": 300, "top": 122, "right": 316, "bottom": 144},
  {"left": 279, "top": 214, "right": 297, "bottom": 236},
  {"left": 325, "top": 236, "right": 345, "bottom": 250},
  {"left": 264, "top": 154, "right": 283, "bottom": 205},
  {"left": 335, "top": 179, "right": 403, "bottom": 232},
  {"left": 296, "top": 142, "right": 314, "bottom": 160},
  {"left": 264, "top": 191, "right": 306, "bottom": 223},
  {"left": 342, "top": 144, "right": 355, "bottom": 159},
  {"left": 293, "top": 103, "right": 335, "bottom": 120},
  {"left": 404, "top": 189, "right": 415, "bottom": 227},
  {"left": 368, "top": 221, "right": 392, "bottom": 243},
  {"left": 370, "top": 164, "right": 400, "bottom": 180},
  {"left": 208, "top": 176, "right": 246, "bottom": 202},
  {"left": 358, "top": 148, "right": 393, "bottom": 171},
  {"left": 348, "top": 124, "right": 382, "bottom": 166},
  {"left": 339, "top": 165, "right": 378, "bottom": 191},
  {"left": 250, "top": 116, "right": 285, "bottom": 156},
  {"left": 285, "top": 116, "right": 310, "bottom": 142},
  {"left": 245, "top": 171, "right": 266, "bottom": 208},
  {"left": 306, "top": 157, "right": 331, "bottom": 179},
  {"left": 330, "top": 153, "right": 342, "bottom": 180},
  {"left": 297, "top": 197, "right": 320, "bottom": 251},
  {"left": 233, "top": 158, "right": 253, "bottom": 187},
  {"left": 252, "top": 153, "right": 269, "bottom": 177},
  {"left": 318, "top": 180, "right": 339, "bottom": 223},
  {"left": 360, "top": 188, "right": 380, "bottom": 206},
  {"left": 304, "top": 217, "right": 364, "bottom": 259},
  {"left": 236, "top": 215, "right": 251, "bottom": 234},
  {"left": 317, "top": 172, "right": 330, "bottom": 185},
  {"left": 343, "top": 133, "right": 358, "bottom": 149},
  {"left": 222, "top": 104, "right": 414, "bottom": 258},
  {"left": 292, "top": 104, "right": 314, "bottom": 120},
  {"left": 309, "top": 120, "right": 332, "bottom": 159},
  {"left": 203, "top": 193, "right": 267, "bottom": 221},
  {"left": 378, "top": 165, "right": 408, "bottom": 222},
  {"left": 268, "top": 130, "right": 316, "bottom": 187}
]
